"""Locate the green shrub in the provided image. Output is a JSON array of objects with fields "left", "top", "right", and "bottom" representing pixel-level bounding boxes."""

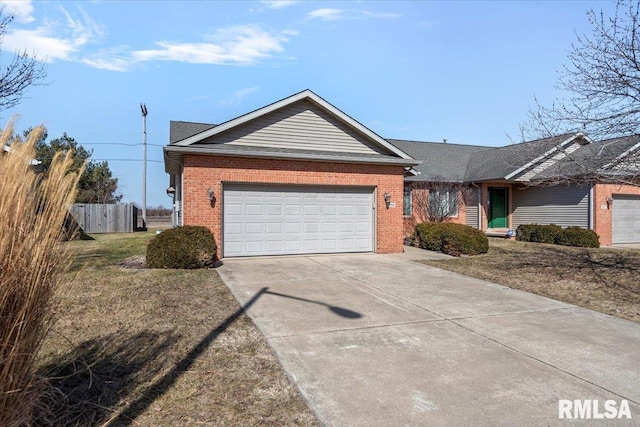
[
  {"left": 516, "top": 224, "right": 536, "bottom": 242},
  {"left": 147, "top": 226, "right": 217, "bottom": 269},
  {"left": 556, "top": 226, "right": 600, "bottom": 248},
  {"left": 528, "top": 224, "right": 563, "bottom": 244},
  {"left": 516, "top": 223, "right": 600, "bottom": 248},
  {"left": 414, "top": 222, "right": 488, "bottom": 257},
  {"left": 414, "top": 222, "right": 447, "bottom": 252}
]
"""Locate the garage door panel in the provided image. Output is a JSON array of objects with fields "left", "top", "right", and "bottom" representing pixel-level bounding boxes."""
[
  {"left": 245, "top": 223, "right": 263, "bottom": 234},
  {"left": 286, "top": 205, "right": 301, "bottom": 215},
  {"left": 265, "top": 223, "right": 282, "bottom": 233},
  {"left": 612, "top": 195, "right": 640, "bottom": 244},
  {"left": 226, "top": 204, "right": 243, "bottom": 215},
  {"left": 223, "top": 185, "right": 373, "bottom": 257}
]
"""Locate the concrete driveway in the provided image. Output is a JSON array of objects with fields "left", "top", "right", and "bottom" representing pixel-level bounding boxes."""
[{"left": 217, "top": 249, "right": 640, "bottom": 426}]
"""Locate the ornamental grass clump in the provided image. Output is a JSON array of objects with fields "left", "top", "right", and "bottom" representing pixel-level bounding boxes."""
[{"left": 0, "top": 122, "right": 81, "bottom": 426}]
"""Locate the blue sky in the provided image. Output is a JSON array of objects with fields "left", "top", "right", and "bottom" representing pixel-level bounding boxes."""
[{"left": 1, "top": 0, "right": 616, "bottom": 207}]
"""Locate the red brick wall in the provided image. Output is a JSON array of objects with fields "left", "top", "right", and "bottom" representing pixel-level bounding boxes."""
[
  {"left": 182, "top": 155, "right": 405, "bottom": 255},
  {"left": 593, "top": 183, "right": 640, "bottom": 246}
]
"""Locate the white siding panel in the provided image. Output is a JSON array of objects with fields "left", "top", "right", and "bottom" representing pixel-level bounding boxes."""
[
  {"left": 512, "top": 184, "right": 590, "bottom": 228},
  {"left": 612, "top": 195, "right": 640, "bottom": 244},
  {"left": 223, "top": 184, "right": 374, "bottom": 257},
  {"left": 200, "top": 100, "right": 387, "bottom": 155}
]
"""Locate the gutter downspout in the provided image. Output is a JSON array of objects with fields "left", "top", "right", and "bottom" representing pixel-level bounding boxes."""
[
  {"left": 165, "top": 151, "right": 185, "bottom": 227},
  {"left": 589, "top": 182, "right": 594, "bottom": 230}
]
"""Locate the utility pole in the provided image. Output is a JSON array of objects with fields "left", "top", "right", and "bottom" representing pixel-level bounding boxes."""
[{"left": 141, "top": 103, "right": 148, "bottom": 229}]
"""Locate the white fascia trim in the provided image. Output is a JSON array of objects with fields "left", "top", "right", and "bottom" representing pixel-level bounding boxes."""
[
  {"left": 601, "top": 140, "right": 640, "bottom": 170},
  {"left": 504, "top": 133, "right": 585, "bottom": 181},
  {"left": 173, "top": 89, "right": 414, "bottom": 160}
]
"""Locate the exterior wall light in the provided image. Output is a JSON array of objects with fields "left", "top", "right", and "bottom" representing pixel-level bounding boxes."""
[
  {"left": 207, "top": 188, "right": 215, "bottom": 201},
  {"left": 606, "top": 196, "right": 614, "bottom": 207},
  {"left": 384, "top": 192, "right": 391, "bottom": 203}
]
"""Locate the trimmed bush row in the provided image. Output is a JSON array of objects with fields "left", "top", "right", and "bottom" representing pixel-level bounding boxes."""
[
  {"left": 147, "top": 225, "right": 218, "bottom": 269},
  {"left": 516, "top": 224, "right": 599, "bottom": 248},
  {"left": 414, "top": 222, "right": 489, "bottom": 257}
]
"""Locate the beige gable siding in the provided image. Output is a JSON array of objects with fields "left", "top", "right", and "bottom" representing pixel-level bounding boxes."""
[
  {"left": 519, "top": 141, "right": 582, "bottom": 181},
  {"left": 198, "top": 100, "right": 387, "bottom": 155}
]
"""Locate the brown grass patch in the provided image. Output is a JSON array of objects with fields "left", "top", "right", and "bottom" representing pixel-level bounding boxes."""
[
  {"left": 36, "top": 232, "right": 318, "bottom": 426},
  {"left": 421, "top": 239, "right": 640, "bottom": 322}
]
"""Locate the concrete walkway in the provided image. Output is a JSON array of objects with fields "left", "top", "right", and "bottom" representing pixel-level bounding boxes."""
[{"left": 217, "top": 251, "right": 640, "bottom": 426}]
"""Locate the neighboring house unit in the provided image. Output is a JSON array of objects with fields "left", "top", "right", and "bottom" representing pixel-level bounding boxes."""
[
  {"left": 392, "top": 133, "right": 640, "bottom": 246},
  {"left": 2, "top": 144, "right": 42, "bottom": 167},
  {"left": 164, "top": 90, "right": 419, "bottom": 257}
]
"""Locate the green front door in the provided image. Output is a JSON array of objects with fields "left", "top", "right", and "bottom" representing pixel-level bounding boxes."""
[{"left": 488, "top": 187, "right": 508, "bottom": 228}]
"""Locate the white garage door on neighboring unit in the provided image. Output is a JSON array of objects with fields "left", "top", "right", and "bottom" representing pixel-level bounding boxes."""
[
  {"left": 612, "top": 195, "right": 640, "bottom": 244},
  {"left": 223, "top": 184, "right": 374, "bottom": 257}
]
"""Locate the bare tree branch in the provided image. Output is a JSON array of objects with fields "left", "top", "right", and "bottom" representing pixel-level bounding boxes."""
[
  {"left": 520, "top": 1, "right": 640, "bottom": 187},
  {"left": 0, "top": 11, "right": 46, "bottom": 111},
  {"left": 410, "top": 177, "right": 473, "bottom": 223}
]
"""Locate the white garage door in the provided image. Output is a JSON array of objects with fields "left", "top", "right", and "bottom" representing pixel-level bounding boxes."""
[
  {"left": 612, "top": 195, "right": 640, "bottom": 244},
  {"left": 223, "top": 184, "right": 374, "bottom": 257}
]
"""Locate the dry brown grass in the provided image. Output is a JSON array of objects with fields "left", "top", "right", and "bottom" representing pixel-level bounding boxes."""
[
  {"left": 0, "top": 123, "right": 81, "bottom": 426},
  {"left": 421, "top": 239, "right": 640, "bottom": 322},
  {"left": 36, "top": 232, "right": 318, "bottom": 426}
]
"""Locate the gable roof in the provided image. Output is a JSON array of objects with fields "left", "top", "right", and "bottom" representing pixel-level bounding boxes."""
[
  {"left": 164, "top": 90, "right": 419, "bottom": 174},
  {"left": 171, "top": 89, "right": 413, "bottom": 160},
  {"left": 533, "top": 134, "right": 640, "bottom": 181},
  {"left": 466, "top": 133, "right": 586, "bottom": 182}
]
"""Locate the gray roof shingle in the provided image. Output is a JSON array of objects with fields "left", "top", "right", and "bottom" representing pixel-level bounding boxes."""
[
  {"left": 387, "top": 139, "right": 491, "bottom": 182},
  {"left": 389, "top": 134, "right": 581, "bottom": 182},
  {"left": 465, "top": 133, "right": 576, "bottom": 181},
  {"left": 169, "top": 121, "right": 216, "bottom": 144}
]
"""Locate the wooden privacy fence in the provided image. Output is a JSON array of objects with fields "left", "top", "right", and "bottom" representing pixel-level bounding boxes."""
[{"left": 70, "top": 203, "right": 138, "bottom": 233}]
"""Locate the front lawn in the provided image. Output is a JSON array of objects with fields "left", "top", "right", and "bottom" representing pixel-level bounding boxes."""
[
  {"left": 37, "top": 231, "right": 318, "bottom": 426},
  {"left": 420, "top": 239, "right": 640, "bottom": 323}
]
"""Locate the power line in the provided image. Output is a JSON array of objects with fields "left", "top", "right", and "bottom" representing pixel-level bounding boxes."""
[
  {"left": 92, "top": 158, "right": 163, "bottom": 163},
  {"left": 81, "top": 142, "right": 165, "bottom": 147}
]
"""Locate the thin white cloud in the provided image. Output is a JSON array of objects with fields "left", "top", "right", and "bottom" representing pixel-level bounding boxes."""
[
  {"left": 220, "top": 87, "right": 259, "bottom": 106},
  {"left": 362, "top": 10, "right": 402, "bottom": 19},
  {"left": 132, "top": 25, "right": 288, "bottom": 66},
  {"left": 82, "top": 47, "right": 131, "bottom": 72},
  {"left": 307, "top": 8, "right": 345, "bottom": 21},
  {"left": 307, "top": 8, "right": 401, "bottom": 22},
  {"left": 2, "top": 0, "right": 35, "bottom": 23},
  {"left": 3, "top": 27, "right": 76, "bottom": 60},
  {"left": 261, "top": 0, "right": 299, "bottom": 9},
  {"left": 2, "top": 6, "right": 104, "bottom": 61},
  {"left": 2, "top": 4, "right": 293, "bottom": 72}
]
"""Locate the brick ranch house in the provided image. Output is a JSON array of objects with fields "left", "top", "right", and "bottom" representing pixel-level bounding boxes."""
[
  {"left": 164, "top": 90, "right": 420, "bottom": 257},
  {"left": 392, "top": 133, "right": 640, "bottom": 246},
  {"left": 164, "top": 90, "right": 640, "bottom": 257}
]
